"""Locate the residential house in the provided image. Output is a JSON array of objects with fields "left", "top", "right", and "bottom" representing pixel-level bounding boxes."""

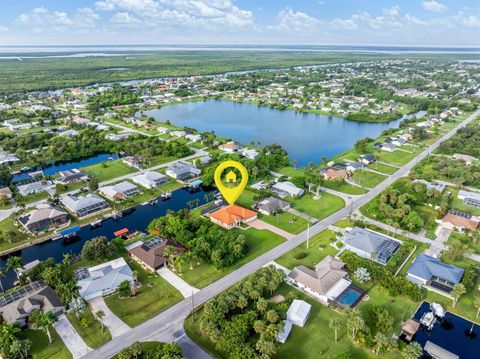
[
  {"left": 406, "top": 253, "right": 464, "bottom": 295},
  {"left": 358, "top": 154, "right": 376, "bottom": 165},
  {"left": 287, "top": 256, "right": 352, "bottom": 305},
  {"left": 242, "top": 148, "right": 260, "bottom": 160},
  {"left": 256, "top": 196, "right": 290, "bottom": 215},
  {"left": 128, "top": 237, "right": 185, "bottom": 272},
  {"left": 209, "top": 205, "right": 257, "bottom": 230},
  {"left": 0, "top": 281, "right": 64, "bottom": 326},
  {"left": 16, "top": 180, "right": 54, "bottom": 196},
  {"left": 58, "top": 129, "right": 79, "bottom": 138},
  {"left": 391, "top": 137, "right": 407, "bottom": 146},
  {"left": 166, "top": 161, "right": 201, "bottom": 180},
  {"left": 342, "top": 227, "right": 401, "bottom": 264},
  {"left": 0, "top": 187, "right": 12, "bottom": 199},
  {"left": 286, "top": 299, "right": 311, "bottom": 327},
  {"left": 0, "top": 151, "right": 19, "bottom": 165},
  {"left": 132, "top": 171, "right": 168, "bottom": 189},
  {"left": 218, "top": 141, "right": 241, "bottom": 153},
  {"left": 322, "top": 168, "right": 349, "bottom": 181},
  {"left": 122, "top": 155, "right": 144, "bottom": 169},
  {"left": 18, "top": 205, "right": 68, "bottom": 234},
  {"left": 452, "top": 153, "right": 478, "bottom": 165},
  {"left": 55, "top": 169, "right": 90, "bottom": 185},
  {"left": 413, "top": 179, "right": 446, "bottom": 193},
  {"left": 458, "top": 189, "right": 480, "bottom": 208},
  {"left": 99, "top": 181, "right": 141, "bottom": 201},
  {"left": 346, "top": 162, "right": 364, "bottom": 172},
  {"left": 197, "top": 155, "right": 212, "bottom": 166},
  {"left": 271, "top": 181, "right": 304, "bottom": 198},
  {"left": 381, "top": 143, "right": 397, "bottom": 152},
  {"left": 185, "top": 134, "right": 202, "bottom": 142},
  {"left": 170, "top": 130, "right": 186, "bottom": 138},
  {"left": 61, "top": 193, "right": 110, "bottom": 218},
  {"left": 440, "top": 210, "right": 480, "bottom": 231},
  {"left": 76, "top": 257, "right": 134, "bottom": 300},
  {"left": 105, "top": 132, "right": 131, "bottom": 141}
]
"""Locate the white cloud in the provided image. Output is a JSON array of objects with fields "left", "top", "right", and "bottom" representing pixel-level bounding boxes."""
[
  {"left": 463, "top": 15, "right": 480, "bottom": 27},
  {"left": 422, "top": 1, "right": 447, "bottom": 13},
  {"left": 383, "top": 6, "right": 400, "bottom": 17},
  {"left": 273, "top": 8, "right": 321, "bottom": 32},
  {"left": 110, "top": 11, "right": 142, "bottom": 26}
]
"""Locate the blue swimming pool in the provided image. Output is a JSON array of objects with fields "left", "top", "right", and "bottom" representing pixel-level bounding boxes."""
[
  {"left": 336, "top": 287, "right": 362, "bottom": 307},
  {"left": 412, "top": 301, "right": 479, "bottom": 358}
]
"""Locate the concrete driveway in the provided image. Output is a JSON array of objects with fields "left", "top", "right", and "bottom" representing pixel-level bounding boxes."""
[
  {"left": 249, "top": 219, "right": 295, "bottom": 240},
  {"left": 88, "top": 296, "right": 131, "bottom": 338},
  {"left": 157, "top": 267, "right": 199, "bottom": 298},
  {"left": 54, "top": 314, "right": 91, "bottom": 359}
]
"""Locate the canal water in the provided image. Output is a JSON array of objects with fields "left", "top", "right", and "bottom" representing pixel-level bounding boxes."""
[
  {"left": 11, "top": 153, "right": 120, "bottom": 183},
  {"left": 0, "top": 187, "right": 214, "bottom": 291},
  {"left": 141, "top": 100, "right": 420, "bottom": 166}
]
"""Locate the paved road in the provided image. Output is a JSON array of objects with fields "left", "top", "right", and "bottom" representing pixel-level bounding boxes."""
[{"left": 82, "top": 109, "right": 480, "bottom": 359}]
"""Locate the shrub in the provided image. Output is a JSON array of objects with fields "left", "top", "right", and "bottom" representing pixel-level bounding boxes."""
[{"left": 294, "top": 252, "right": 308, "bottom": 260}]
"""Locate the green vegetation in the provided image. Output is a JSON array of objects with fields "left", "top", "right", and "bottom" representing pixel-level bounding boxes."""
[
  {"left": 66, "top": 307, "right": 111, "bottom": 349},
  {"left": 367, "top": 161, "right": 398, "bottom": 175},
  {"left": 82, "top": 159, "right": 137, "bottom": 182},
  {"left": 21, "top": 328, "right": 72, "bottom": 359},
  {"left": 276, "top": 229, "right": 338, "bottom": 269},
  {"left": 352, "top": 170, "right": 387, "bottom": 188},
  {"left": 376, "top": 150, "right": 416, "bottom": 166},
  {"left": 322, "top": 180, "right": 367, "bottom": 195},
  {"left": 288, "top": 193, "right": 345, "bottom": 220},
  {"left": 259, "top": 212, "right": 309, "bottom": 234},
  {"left": 114, "top": 342, "right": 184, "bottom": 359}
]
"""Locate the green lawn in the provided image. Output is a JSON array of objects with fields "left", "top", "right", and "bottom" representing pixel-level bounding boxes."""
[
  {"left": 21, "top": 328, "right": 72, "bottom": 359},
  {"left": 55, "top": 182, "right": 86, "bottom": 194},
  {"left": 82, "top": 159, "right": 138, "bottom": 182},
  {"left": 352, "top": 170, "right": 387, "bottom": 188},
  {"left": 149, "top": 155, "right": 178, "bottom": 167},
  {"left": 277, "top": 166, "right": 305, "bottom": 177},
  {"left": 322, "top": 180, "right": 367, "bottom": 195},
  {"left": 276, "top": 229, "right": 339, "bottom": 269},
  {"left": 237, "top": 189, "right": 257, "bottom": 208},
  {"left": 451, "top": 196, "right": 480, "bottom": 216},
  {"left": 258, "top": 212, "right": 309, "bottom": 234},
  {"left": 20, "top": 191, "right": 50, "bottom": 204},
  {"left": 104, "top": 259, "right": 183, "bottom": 327},
  {"left": 0, "top": 216, "right": 30, "bottom": 253},
  {"left": 181, "top": 228, "right": 285, "bottom": 288},
  {"left": 288, "top": 193, "right": 345, "bottom": 220},
  {"left": 377, "top": 150, "right": 416, "bottom": 166},
  {"left": 367, "top": 162, "right": 398, "bottom": 175},
  {"left": 66, "top": 307, "right": 111, "bottom": 349}
]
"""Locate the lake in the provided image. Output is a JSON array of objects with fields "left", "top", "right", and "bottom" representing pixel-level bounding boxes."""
[{"left": 142, "top": 100, "right": 411, "bottom": 166}]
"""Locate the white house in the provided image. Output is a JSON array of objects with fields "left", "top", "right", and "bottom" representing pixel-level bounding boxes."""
[
  {"left": 286, "top": 299, "right": 311, "bottom": 327},
  {"left": 242, "top": 148, "right": 260, "bottom": 160},
  {"left": 16, "top": 180, "right": 54, "bottom": 196},
  {"left": 99, "top": 181, "right": 141, "bottom": 201},
  {"left": 185, "top": 134, "right": 202, "bottom": 142},
  {"left": 132, "top": 171, "right": 168, "bottom": 189},
  {"left": 76, "top": 258, "right": 134, "bottom": 300},
  {"left": 271, "top": 181, "right": 304, "bottom": 198}
]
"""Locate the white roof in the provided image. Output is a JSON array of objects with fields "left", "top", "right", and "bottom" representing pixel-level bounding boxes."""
[
  {"left": 325, "top": 278, "right": 351, "bottom": 300},
  {"left": 287, "top": 299, "right": 311, "bottom": 322},
  {"left": 133, "top": 171, "right": 166, "bottom": 183},
  {"left": 272, "top": 181, "right": 303, "bottom": 196}
]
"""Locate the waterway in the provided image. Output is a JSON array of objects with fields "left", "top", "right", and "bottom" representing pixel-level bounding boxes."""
[
  {"left": 0, "top": 187, "right": 213, "bottom": 291},
  {"left": 142, "top": 100, "right": 420, "bottom": 166}
]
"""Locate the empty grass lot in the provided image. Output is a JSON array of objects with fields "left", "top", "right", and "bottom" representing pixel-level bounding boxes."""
[
  {"left": 367, "top": 161, "right": 398, "bottom": 175},
  {"left": 181, "top": 228, "right": 285, "bottom": 288},
  {"left": 258, "top": 212, "right": 309, "bottom": 234},
  {"left": 82, "top": 159, "right": 138, "bottom": 182},
  {"left": 377, "top": 150, "right": 416, "bottom": 166},
  {"left": 66, "top": 307, "right": 111, "bottom": 348},
  {"left": 288, "top": 193, "right": 345, "bottom": 220},
  {"left": 322, "top": 180, "right": 367, "bottom": 195},
  {"left": 104, "top": 259, "right": 183, "bottom": 327},
  {"left": 275, "top": 229, "right": 338, "bottom": 269},
  {"left": 352, "top": 170, "right": 387, "bottom": 188},
  {"left": 21, "top": 328, "right": 72, "bottom": 359}
]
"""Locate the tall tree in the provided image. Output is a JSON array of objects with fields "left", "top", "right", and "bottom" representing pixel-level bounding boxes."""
[
  {"left": 29, "top": 310, "right": 58, "bottom": 344},
  {"left": 346, "top": 308, "right": 366, "bottom": 341},
  {"left": 329, "top": 318, "right": 342, "bottom": 343},
  {"left": 401, "top": 342, "right": 423, "bottom": 359},
  {"left": 451, "top": 283, "right": 466, "bottom": 307},
  {"left": 6, "top": 256, "right": 22, "bottom": 282}
]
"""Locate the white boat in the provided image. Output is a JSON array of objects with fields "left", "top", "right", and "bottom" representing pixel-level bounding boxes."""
[
  {"left": 141, "top": 201, "right": 149, "bottom": 206},
  {"left": 431, "top": 302, "right": 446, "bottom": 319},
  {"left": 90, "top": 219, "right": 102, "bottom": 228},
  {"left": 112, "top": 211, "right": 123, "bottom": 219},
  {"left": 161, "top": 192, "right": 172, "bottom": 199},
  {"left": 420, "top": 311, "right": 436, "bottom": 330}
]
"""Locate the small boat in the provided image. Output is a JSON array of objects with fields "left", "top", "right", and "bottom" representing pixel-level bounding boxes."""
[
  {"left": 103, "top": 213, "right": 113, "bottom": 219},
  {"left": 148, "top": 199, "right": 158, "bottom": 205},
  {"left": 431, "top": 302, "right": 446, "bottom": 319},
  {"left": 51, "top": 234, "right": 62, "bottom": 241},
  {"left": 112, "top": 211, "right": 123, "bottom": 219},
  {"left": 161, "top": 192, "right": 172, "bottom": 199},
  {"left": 420, "top": 311, "right": 436, "bottom": 330},
  {"left": 141, "top": 201, "right": 149, "bottom": 206},
  {"left": 90, "top": 219, "right": 102, "bottom": 228}
]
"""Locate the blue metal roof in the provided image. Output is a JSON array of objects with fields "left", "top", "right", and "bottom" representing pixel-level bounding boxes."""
[
  {"left": 407, "top": 254, "right": 464, "bottom": 284},
  {"left": 60, "top": 226, "right": 81, "bottom": 237}
]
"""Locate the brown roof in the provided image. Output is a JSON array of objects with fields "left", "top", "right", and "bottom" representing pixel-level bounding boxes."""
[
  {"left": 442, "top": 213, "right": 479, "bottom": 230},
  {"left": 402, "top": 319, "right": 420, "bottom": 335},
  {"left": 128, "top": 238, "right": 184, "bottom": 270},
  {"left": 323, "top": 168, "right": 349, "bottom": 180},
  {"left": 288, "top": 256, "right": 348, "bottom": 294}
]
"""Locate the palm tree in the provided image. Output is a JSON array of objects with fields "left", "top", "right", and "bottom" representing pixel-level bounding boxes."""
[
  {"left": 329, "top": 318, "right": 342, "bottom": 342},
  {"left": 0, "top": 266, "right": 6, "bottom": 292},
  {"left": 451, "top": 283, "right": 466, "bottom": 307},
  {"left": 474, "top": 297, "right": 480, "bottom": 318},
  {"left": 6, "top": 256, "right": 22, "bottom": 282},
  {"left": 255, "top": 337, "right": 276, "bottom": 357},
  {"left": 183, "top": 252, "right": 194, "bottom": 270},
  {"left": 163, "top": 246, "right": 176, "bottom": 269},
  {"left": 401, "top": 342, "right": 423, "bottom": 359},
  {"left": 266, "top": 310, "right": 279, "bottom": 324},
  {"left": 346, "top": 308, "right": 366, "bottom": 341},
  {"left": 62, "top": 253, "right": 73, "bottom": 268},
  {"left": 374, "top": 332, "right": 390, "bottom": 356},
  {"left": 118, "top": 280, "right": 131, "bottom": 298},
  {"left": 9, "top": 338, "right": 31, "bottom": 359},
  {"left": 29, "top": 310, "right": 58, "bottom": 344},
  {"left": 95, "top": 310, "right": 106, "bottom": 332}
]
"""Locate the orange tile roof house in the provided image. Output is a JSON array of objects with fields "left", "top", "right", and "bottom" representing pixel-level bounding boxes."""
[
  {"left": 209, "top": 205, "right": 257, "bottom": 230},
  {"left": 441, "top": 210, "right": 480, "bottom": 231},
  {"left": 322, "top": 168, "right": 349, "bottom": 181}
]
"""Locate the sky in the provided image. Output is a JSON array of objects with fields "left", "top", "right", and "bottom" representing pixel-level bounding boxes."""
[{"left": 0, "top": 0, "right": 479, "bottom": 46}]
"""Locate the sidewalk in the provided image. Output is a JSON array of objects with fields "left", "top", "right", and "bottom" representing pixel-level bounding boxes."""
[{"left": 157, "top": 267, "right": 200, "bottom": 298}]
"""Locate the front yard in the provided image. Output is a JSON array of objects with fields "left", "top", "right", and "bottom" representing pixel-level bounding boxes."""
[
  {"left": 352, "top": 170, "right": 387, "bottom": 188},
  {"left": 65, "top": 307, "right": 111, "bottom": 349},
  {"left": 21, "top": 328, "right": 72, "bottom": 359},
  {"left": 258, "top": 212, "right": 309, "bottom": 234},
  {"left": 287, "top": 192, "right": 345, "bottom": 220}
]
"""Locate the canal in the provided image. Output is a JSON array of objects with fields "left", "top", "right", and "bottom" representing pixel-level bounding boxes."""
[
  {"left": 0, "top": 187, "right": 214, "bottom": 290},
  {"left": 141, "top": 100, "right": 421, "bottom": 166}
]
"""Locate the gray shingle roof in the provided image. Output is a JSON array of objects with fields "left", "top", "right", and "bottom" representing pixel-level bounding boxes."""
[{"left": 407, "top": 254, "right": 464, "bottom": 284}]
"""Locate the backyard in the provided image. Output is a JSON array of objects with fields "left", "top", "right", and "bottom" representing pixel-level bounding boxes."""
[{"left": 82, "top": 159, "right": 138, "bottom": 182}]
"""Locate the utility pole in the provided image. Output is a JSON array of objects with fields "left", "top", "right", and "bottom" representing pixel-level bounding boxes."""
[
  {"left": 307, "top": 223, "right": 310, "bottom": 250},
  {"left": 191, "top": 291, "right": 195, "bottom": 323}
]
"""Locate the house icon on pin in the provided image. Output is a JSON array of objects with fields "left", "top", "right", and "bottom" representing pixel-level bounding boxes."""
[{"left": 226, "top": 170, "right": 237, "bottom": 183}]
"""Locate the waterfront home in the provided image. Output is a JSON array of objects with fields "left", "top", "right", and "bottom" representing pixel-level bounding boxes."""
[
  {"left": 61, "top": 193, "right": 110, "bottom": 218},
  {"left": 132, "top": 171, "right": 168, "bottom": 189},
  {"left": 122, "top": 155, "right": 144, "bottom": 169},
  {"left": 271, "top": 181, "right": 304, "bottom": 198},
  {"left": 55, "top": 169, "right": 90, "bottom": 185},
  {"left": 342, "top": 227, "right": 400, "bottom": 264},
  {"left": 105, "top": 132, "right": 131, "bottom": 141},
  {"left": 391, "top": 137, "right": 407, "bottom": 146},
  {"left": 218, "top": 141, "right": 241, "bottom": 153},
  {"left": 346, "top": 162, "right": 364, "bottom": 172},
  {"left": 0, "top": 150, "right": 19, "bottom": 165},
  {"left": 209, "top": 205, "right": 257, "bottom": 230},
  {"left": 0, "top": 187, "right": 12, "bottom": 199},
  {"left": 406, "top": 254, "right": 464, "bottom": 295},
  {"left": 381, "top": 142, "right": 397, "bottom": 152},
  {"left": 256, "top": 196, "right": 290, "bottom": 215},
  {"left": 185, "top": 133, "right": 202, "bottom": 142},
  {"left": 0, "top": 281, "right": 64, "bottom": 326},
  {"left": 16, "top": 180, "right": 54, "bottom": 196},
  {"left": 128, "top": 237, "right": 185, "bottom": 272},
  {"left": 18, "top": 205, "right": 68, "bottom": 234},
  {"left": 242, "top": 148, "right": 260, "bottom": 160},
  {"left": 157, "top": 126, "right": 169, "bottom": 134},
  {"left": 452, "top": 153, "right": 478, "bottom": 165},
  {"left": 358, "top": 154, "right": 376, "bottom": 165},
  {"left": 286, "top": 299, "right": 311, "bottom": 327},
  {"left": 457, "top": 189, "right": 480, "bottom": 208},
  {"left": 412, "top": 179, "right": 446, "bottom": 193},
  {"left": 58, "top": 129, "right": 79, "bottom": 138},
  {"left": 322, "top": 168, "right": 349, "bottom": 181},
  {"left": 440, "top": 210, "right": 480, "bottom": 231},
  {"left": 76, "top": 257, "right": 134, "bottom": 300},
  {"left": 99, "top": 181, "right": 141, "bottom": 201},
  {"left": 170, "top": 130, "right": 186, "bottom": 138},
  {"left": 166, "top": 161, "right": 201, "bottom": 180},
  {"left": 287, "top": 256, "right": 352, "bottom": 306},
  {"left": 197, "top": 155, "right": 212, "bottom": 166}
]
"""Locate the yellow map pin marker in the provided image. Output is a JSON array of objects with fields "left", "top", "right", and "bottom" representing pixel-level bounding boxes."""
[{"left": 214, "top": 160, "right": 249, "bottom": 205}]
